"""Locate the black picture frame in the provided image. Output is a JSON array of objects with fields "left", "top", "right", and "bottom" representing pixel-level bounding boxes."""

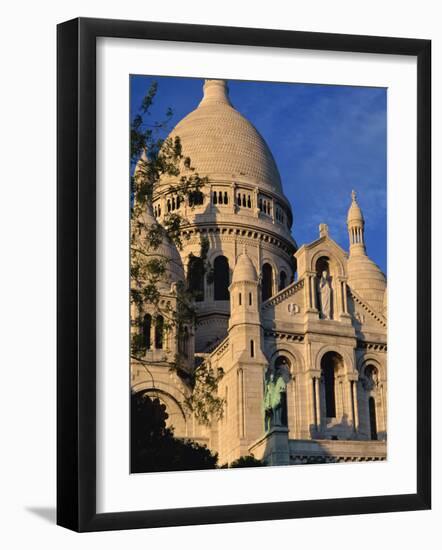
[{"left": 57, "top": 17, "right": 431, "bottom": 532}]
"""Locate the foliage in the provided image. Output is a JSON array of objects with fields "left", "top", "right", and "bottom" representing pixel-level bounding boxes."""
[
  {"left": 220, "top": 455, "right": 267, "bottom": 468},
  {"left": 130, "top": 81, "right": 224, "bottom": 426},
  {"left": 131, "top": 392, "right": 218, "bottom": 473},
  {"left": 183, "top": 358, "right": 225, "bottom": 426}
]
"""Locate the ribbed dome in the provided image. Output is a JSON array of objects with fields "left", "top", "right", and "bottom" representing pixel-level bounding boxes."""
[
  {"left": 164, "top": 80, "right": 283, "bottom": 193},
  {"left": 232, "top": 252, "right": 257, "bottom": 284},
  {"left": 136, "top": 203, "right": 185, "bottom": 288},
  {"left": 347, "top": 255, "right": 386, "bottom": 314}
]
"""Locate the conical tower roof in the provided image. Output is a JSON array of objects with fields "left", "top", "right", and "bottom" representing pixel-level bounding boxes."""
[{"left": 232, "top": 251, "right": 258, "bottom": 284}]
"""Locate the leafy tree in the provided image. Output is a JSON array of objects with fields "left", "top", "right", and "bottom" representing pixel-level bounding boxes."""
[
  {"left": 220, "top": 455, "right": 267, "bottom": 468},
  {"left": 130, "top": 82, "right": 225, "bottom": 426},
  {"left": 131, "top": 392, "right": 218, "bottom": 473}
]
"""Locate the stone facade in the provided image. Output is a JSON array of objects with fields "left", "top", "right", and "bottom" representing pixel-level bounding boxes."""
[{"left": 131, "top": 79, "right": 387, "bottom": 466}]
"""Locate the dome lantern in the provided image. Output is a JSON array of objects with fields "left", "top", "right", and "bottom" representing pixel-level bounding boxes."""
[{"left": 347, "top": 190, "right": 366, "bottom": 256}]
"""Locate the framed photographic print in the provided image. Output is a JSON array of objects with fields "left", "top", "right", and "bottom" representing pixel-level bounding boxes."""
[{"left": 57, "top": 17, "right": 431, "bottom": 532}]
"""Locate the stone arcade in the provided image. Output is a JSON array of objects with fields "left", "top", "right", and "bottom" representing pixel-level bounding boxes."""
[{"left": 131, "top": 79, "right": 387, "bottom": 466}]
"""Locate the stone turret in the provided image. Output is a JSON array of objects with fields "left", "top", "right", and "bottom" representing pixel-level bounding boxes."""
[{"left": 346, "top": 191, "right": 386, "bottom": 313}]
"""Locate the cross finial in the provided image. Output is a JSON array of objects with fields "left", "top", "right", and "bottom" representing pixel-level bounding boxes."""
[{"left": 351, "top": 189, "right": 357, "bottom": 202}]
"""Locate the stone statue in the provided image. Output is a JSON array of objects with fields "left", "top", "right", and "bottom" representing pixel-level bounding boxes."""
[
  {"left": 263, "top": 370, "right": 287, "bottom": 432},
  {"left": 319, "top": 270, "right": 332, "bottom": 320}
]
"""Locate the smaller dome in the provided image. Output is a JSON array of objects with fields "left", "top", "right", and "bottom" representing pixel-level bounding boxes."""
[
  {"left": 347, "top": 190, "right": 364, "bottom": 225},
  {"left": 347, "top": 255, "right": 386, "bottom": 313},
  {"left": 232, "top": 253, "right": 257, "bottom": 284},
  {"left": 135, "top": 204, "right": 185, "bottom": 288}
]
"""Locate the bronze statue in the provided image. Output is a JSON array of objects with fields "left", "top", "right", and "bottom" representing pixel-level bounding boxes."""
[{"left": 263, "top": 370, "right": 287, "bottom": 432}]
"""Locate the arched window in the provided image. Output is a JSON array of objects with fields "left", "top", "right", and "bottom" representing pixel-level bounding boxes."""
[
  {"left": 250, "top": 340, "right": 255, "bottom": 358},
  {"left": 237, "top": 194, "right": 241, "bottom": 206},
  {"left": 172, "top": 196, "right": 176, "bottom": 210},
  {"left": 179, "top": 325, "right": 189, "bottom": 358},
  {"left": 213, "top": 191, "right": 218, "bottom": 204},
  {"left": 261, "top": 263, "right": 273, "bottom": 301},
  {"left": 369, "top": 397, "right": 377, "bottom": 440},
  {"left": 239, "top": 292, "right": 242, "bottom": 306},
  {"left": 155, "top": 316, "right": 164, "bottom": 349},
  {"left": 189, "top": 190, "right": 203, "bottom": 206},
  {"left": 187, "top": 256, "right": 204, "bottom": 302},
  {"left": 316, "top": 256, "right": 330, "bottom": 277},
  {"left": 320, "top": 351, "right": 343, "bottom": 418},
  {"left": 218, "top": 191, "right": 223, "bottom": 204},
  {"left": 214, "top": 256, "right": 230, "bottom": 301},
  {"left": 223, "top": 191, "right": 228, "bottom": 205},
  {"left": 247, "top": 195, "right": 251, "bottom": 208},
  {"left": 158, "top": 205, "right": 161, "bottom": 216},
  {"left": 249, "top": 292, "right": 252, "bottom": 306},
  {"left": 167, "top": 199, "right": 171, "bottom": 212},
  {"left": 279, "top": 270, "right": 287, "bottom": 291},
  {"left": 176, "top": 196, "right": 180, "bottom": 209},
  {"left": 142, "top": 314, "right": 151, "bottom": 350},
  {"left": 258, "top": 198, "right": 263, "bottom": 211}
]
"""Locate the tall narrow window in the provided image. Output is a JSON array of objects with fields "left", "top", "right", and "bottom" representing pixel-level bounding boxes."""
[
  {"left": 321, "top": 351, "right": 342, "bottom": 418},
  {"left": 218, "top": 191, "right": 223, "bottom": 204},
  {"left": 239, "top": 293, "right": 242, "bottom": 306},
  {"left": 279, "top": 270, "right": 287, "bottom": 291},
  {"left": 187, "top": 256, "right": 204, "bottom": 302},
  {"left": 261, "top": 263, "right": 273, "bottom": 301},
  {"left": 183, "top": 326, "right": 189, "bottom": 358},
  {"left": 369, "top": 397, "right": 378, "bottom": 440},
  {"left": 214, "top": 256, "right": 230, "bottom": 301},
  {"left": 142, "top": 314, "right": 151, "bottom": 350},
  {"left": 155, "top": 316, "right": 164, "bottom": 349},
  {"left": 213, "top": 191, "right": 218, "bottom": 204},
  {"left": 247, "top": 195, "right": 251, "bottom": 208},
  {"left": 237, "top": 194, "right": 241, "bottom": 206},
  {"left": 249, "top": 292, "right": 252, "bottom": 306},
  {"left": 324, "top": 363, "right": 336, "bottom": 417},
  {"left": 224, "top": 191, "right": 228, "bottom": 204},
  {"left": 250, "top": 340, "right": 255, "bottom": 358}
]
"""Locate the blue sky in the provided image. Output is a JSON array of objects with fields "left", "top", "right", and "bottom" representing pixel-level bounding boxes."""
[{"left": 130, "top": 76, "right": 387, "bottom": 274}]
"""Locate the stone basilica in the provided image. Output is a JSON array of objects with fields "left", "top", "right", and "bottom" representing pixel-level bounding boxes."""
[{"left": 131, "top": 79, "right": 387, "bottom": 466}]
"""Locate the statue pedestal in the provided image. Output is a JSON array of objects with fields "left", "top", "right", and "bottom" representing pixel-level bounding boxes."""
[{"left": 249, "top": 427, "right": 290, "bottom": 466}]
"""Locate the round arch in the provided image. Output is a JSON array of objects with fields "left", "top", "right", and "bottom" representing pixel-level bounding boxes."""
[
  {"left": 132, "top": 383, "right": 189, "bottom": 437},
  {"left": 310, "top": 249, "right": 346, "bottom": 278},
  {"left": 269, "top": 347, "right": 305, "bottom": 375},
  {"left": 315, "top": 344, "right": 355, "bottom": 375},
  {"left": 132, "top": 380, "right": 188, "bottom": 416},
  {"left": 357, "top": 354, "right": 386, "bottom": 382}
]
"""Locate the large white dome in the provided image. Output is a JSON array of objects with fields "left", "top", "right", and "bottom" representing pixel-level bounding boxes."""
[{"left": 164, "top": 80, "right": 283, "bottom": 194}]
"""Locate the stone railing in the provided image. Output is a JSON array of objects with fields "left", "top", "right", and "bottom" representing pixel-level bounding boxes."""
[
  {"left": 262, "top": 278, "right": 304, "bottom": 310},
  {"left": 289, "top": 438, "right": 386, "bottom": 464}
]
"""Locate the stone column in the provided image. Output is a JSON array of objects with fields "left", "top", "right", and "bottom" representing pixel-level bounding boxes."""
[
  {"left": 347, "top": 372, "right": 359, "bottom": 432},
  {"left": 253, "top": 186, "right": 259, "bottom": 217},
  {"left": 305, "top": 271, "right": 318, "bottom": 313},
  {"left": 337, "top": 277, "right": 350, "bottom": 320},
  {"left": 231, "top": 181, "right": 237, "bottom": 213},
  {"left": 314, "top": 376, "right": 321, "bottom": 431},
  {"left": 352, "top": 381, "right": 360, "bottom": 432}
]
